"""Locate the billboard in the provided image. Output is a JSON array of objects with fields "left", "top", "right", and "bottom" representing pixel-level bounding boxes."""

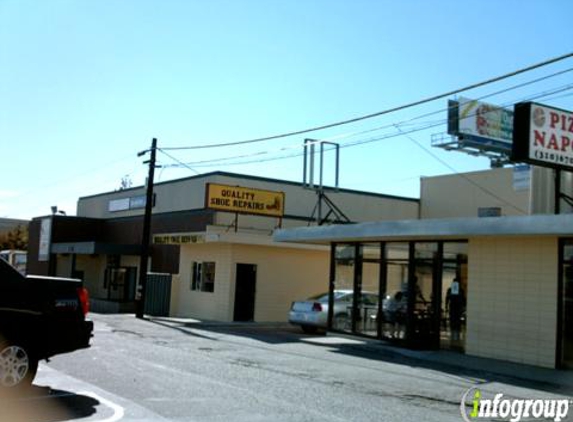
[
  {"left": 512, "top": 102, "right": 573, "bottom": 171},
  {"left": 205, "top": 183, "right": 285, "bottom": 218},
  {"left": 448, "top": 97, "right": 514, "bottom": 152}
]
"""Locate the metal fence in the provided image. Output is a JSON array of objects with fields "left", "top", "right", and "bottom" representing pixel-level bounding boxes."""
[{"left": 144, "top": 272, "right": 172, "bottom": 317}]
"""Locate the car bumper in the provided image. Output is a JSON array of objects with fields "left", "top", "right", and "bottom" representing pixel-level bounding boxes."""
[
  {"left": 44, "top": 319, "right": 94, "bottom": 357},
  {"left": 288, "top": 311, "right": 326, "bottom": 327}
]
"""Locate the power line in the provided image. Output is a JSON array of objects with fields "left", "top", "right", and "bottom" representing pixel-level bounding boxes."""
[
  {"left": 163, "top": 82, "right": 573, "bottom": 170},
  {"left": 322, "top": 66, "right": 573, "bottom": 144},
  {"left": 160, "top": 121, "right": 436, "bottom": 169},
  {"left": 160, "top": 72, "right": 573, "bottom": 169},
  {"left": 157, "top": 70, "right": 573, "bottom": 173},
  {"left": 161, "top": 52, "right": 573, "bottom": 151},
  {"left": 157, "top": 148, "right": 200, "bottom": 175},
  {"left": 393, "top": 125, "right": 528, "bottom": 215}
]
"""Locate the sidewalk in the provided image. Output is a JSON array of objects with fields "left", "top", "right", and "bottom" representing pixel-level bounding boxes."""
[{"left": 327, "top": 332, "right": 573, "bottom": 394}]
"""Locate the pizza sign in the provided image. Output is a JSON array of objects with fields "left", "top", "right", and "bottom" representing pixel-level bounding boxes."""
[{"left": 512, "top": 102, "right": 573, "bottom": 170}]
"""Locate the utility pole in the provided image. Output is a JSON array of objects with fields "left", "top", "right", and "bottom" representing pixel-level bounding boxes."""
[{"left": 136, "top": 138, "right": 157, "bottom": 319}]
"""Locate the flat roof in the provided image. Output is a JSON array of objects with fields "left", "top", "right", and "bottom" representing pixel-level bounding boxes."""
[
  {"left": 78, "top": 171, "right": 418, "bottom": 203},
  {"left": 274, "top": 214, "right": 573, "bottom": 244}
]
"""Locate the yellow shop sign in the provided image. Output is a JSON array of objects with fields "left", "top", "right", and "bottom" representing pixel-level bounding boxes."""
[
  {"left": 205, "top": 183, "right": 285, "bottom": 217},
  {"left": 153, "top": 234, "right": 205, "bottom": 245}
]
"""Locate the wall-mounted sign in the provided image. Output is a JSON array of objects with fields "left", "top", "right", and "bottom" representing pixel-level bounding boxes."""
[
  {"left": 512, "top": 102, "right": 573, "bottom": 170},
  {"left": 108, "top": 198, "right": 130, "bottom": 212},
  {"left": 512, "top": 165, "right": 531, "bottom": 192},
  {"left": 38, "top": 217, "right": 52, "bottom": 262},
  {"left": 448, "top": 97, "right": 514, "bottom": 152},
  {"left": 108, "top": 194, "right": 155, "bottom": 212},
  {"left": 205, "top": 183, "right": 285, "bottom": 218},
  {"left": 153, "top": 233, "right": 205, "bottom": 245}
]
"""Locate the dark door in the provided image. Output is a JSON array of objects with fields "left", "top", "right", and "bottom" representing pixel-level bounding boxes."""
[
  {"left": 560, "top": 240, "right": 573, "bottom": 368},
  {"left": 234, "top": 264, "right": 257, "bottom": 322},
  {"left": 406, "top": 242, "right": 442, "bottom": 350}
]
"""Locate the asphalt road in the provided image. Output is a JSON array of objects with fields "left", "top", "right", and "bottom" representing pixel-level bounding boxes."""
[{"left": 4, "top": 313, "right": 571, "bottom": 422}]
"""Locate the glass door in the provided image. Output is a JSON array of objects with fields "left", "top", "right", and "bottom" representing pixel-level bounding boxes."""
[
  {"left": 407, "top": 242, "right": 441, "bottom": 349},
  {"left": 561, "top": 241, "right": 573, "bottom": 367},
  {"left": 381, "top": 243, "right": 409, "bottom": 341},
  {"left": 331, "top": 244, "right": 356, "bottom": 333},
  {"left": 441, "top": 242, "right": 468, "bottom": 351},
  {"left": 355, "top": 244, "right": 381, "bottom": 338}
]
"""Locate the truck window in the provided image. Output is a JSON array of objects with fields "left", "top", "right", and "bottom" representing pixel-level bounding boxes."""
[{"left": 0, "top": 257, "right": 25, "bottom": 283}]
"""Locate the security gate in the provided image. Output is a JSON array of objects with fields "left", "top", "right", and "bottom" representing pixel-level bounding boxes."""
[{"left": 144, "top": 272, "right": 172, "bottom": 316}]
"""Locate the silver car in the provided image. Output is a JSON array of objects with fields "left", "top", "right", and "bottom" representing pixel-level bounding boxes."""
[{"left": 289, "top": 290, "right": 379, "bottom": 334}]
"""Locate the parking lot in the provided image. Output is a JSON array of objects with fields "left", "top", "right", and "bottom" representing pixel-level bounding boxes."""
[{"left": 2, "top": 313, "right": 572, "bottom": 422}]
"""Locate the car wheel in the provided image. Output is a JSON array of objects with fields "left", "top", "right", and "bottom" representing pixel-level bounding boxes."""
[
  {"left": 301, "top": 325, "right": 318, "bottom": 334},
  {"left": 0, "top": 342, "right": 38, "bottom": 389},
  {"left": 333, "top": 313, "right": 350, "bottom": 331}
]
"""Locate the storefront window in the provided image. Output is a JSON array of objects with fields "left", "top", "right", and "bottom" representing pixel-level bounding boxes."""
[
  {"left": 355, "top": 244, "right": 381, "bottom": 338},
  {"left": 191, "top": 262, "right": 216, "bottom": 293},
  {"left": 332, "top": 244, "right": 355, "bottom": 332},
  {"left": 331, "top": 240, "right": 468, "bottom": 351},
  {"left": 381, "top": 243, "right": 409, "bottom": 341}
]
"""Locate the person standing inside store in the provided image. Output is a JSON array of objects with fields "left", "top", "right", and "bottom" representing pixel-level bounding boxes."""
[{"left": 445, "top": 277, "right": 465, "bottom": 342}]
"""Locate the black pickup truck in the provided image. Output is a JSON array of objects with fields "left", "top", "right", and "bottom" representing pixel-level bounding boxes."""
[{"left": 0, "top": 258, "right": 93, "bottom": 389}]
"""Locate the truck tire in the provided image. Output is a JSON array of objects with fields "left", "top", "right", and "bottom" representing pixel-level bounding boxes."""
[{"left": 0, "top": 342, "right": 38, "bottom": 389}]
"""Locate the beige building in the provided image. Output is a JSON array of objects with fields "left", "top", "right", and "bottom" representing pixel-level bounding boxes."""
[
  {"left": 276, "top": 165, "right": 573, "bottom": 369},
  {"left": 26, "top": 163, "right": 573, "bottom": 368},
  {"left": 27, "top": 171, "right": 419, "bottom": 322},
  {"left": 420, "top": 165, "right": 573, "bottom": 219}
]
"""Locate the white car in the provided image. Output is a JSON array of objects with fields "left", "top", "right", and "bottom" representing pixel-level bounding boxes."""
[{"left": 289, "top": 290, "right": 379, "bottom": 334}]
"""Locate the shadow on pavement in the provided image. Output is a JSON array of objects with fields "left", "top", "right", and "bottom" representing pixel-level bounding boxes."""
[
  {"left": 146, "top": 317, "right": 227, "bottom": 341},
  {"left": 0, "top": 386, "right": 98, "bottom": 422},
  {"left": 147, "top": 316, "right": 305, "bottom": 345},
  {"left": 145, "top": 317, "right": 573, "bottom": 396},
  {"left": 328, "top": 342, "right": 573, "bottom": 395}
]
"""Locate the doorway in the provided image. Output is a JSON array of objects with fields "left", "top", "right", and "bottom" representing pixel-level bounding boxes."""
[
  {"left": 407, "top": 242, "right": 441, "bottom": 349},
  {"left": 105, "top": 266, "right": 137, "bottom": 302},
  {"left": 233, "top": 264, "right": 257, "bottom": 322},
  {"left": 440, "top": 243, "right": 468, "bottom": 352},
  {"left": 559, "top": 240, "right": 573, "bottom": 368}
]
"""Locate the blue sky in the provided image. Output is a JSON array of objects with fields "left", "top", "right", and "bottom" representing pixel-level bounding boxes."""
[{"left": 1, "top": 0, "right": 572, "bottom": 219}]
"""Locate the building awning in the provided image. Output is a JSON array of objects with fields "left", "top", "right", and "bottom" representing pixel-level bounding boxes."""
[
  {"left": 51, "top": 242, "right": 141, "bottom": 255},
  {"left": 274, "top": 214, "right": 573, "bottom": 245}
]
